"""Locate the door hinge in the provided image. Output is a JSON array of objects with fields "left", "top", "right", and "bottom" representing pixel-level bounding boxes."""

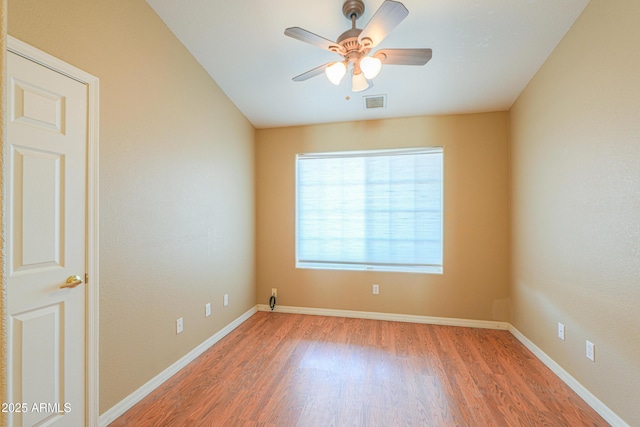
[{"left": 85, "top": 273, "right": 89, "bottom": 284}]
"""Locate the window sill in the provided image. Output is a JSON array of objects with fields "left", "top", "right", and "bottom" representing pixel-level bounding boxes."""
[{"left": 296, "top": 262, "right": 443, "bottom": 275}]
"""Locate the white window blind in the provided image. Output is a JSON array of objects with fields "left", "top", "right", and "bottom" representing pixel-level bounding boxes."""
[{"left": 296, "top": 147, "right": 443, "bottom": 274}]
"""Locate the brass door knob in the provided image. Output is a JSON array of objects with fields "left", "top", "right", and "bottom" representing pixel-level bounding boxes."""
[{"left": 60, "top": 275, "right": 83, "bottom": 289}]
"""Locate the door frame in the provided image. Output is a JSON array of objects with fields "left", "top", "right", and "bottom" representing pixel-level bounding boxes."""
[{"left": 6, "top": 36, "right": 100, "bottom": 426}]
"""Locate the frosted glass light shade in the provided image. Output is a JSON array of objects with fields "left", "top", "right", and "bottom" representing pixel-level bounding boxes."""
[
  {"left": 325, "top": 62, "right": 347, "bottom": 85},
  {"left": 351, "top": 71, "right": 369, "bottom": 92},
  {"left": 360, "top": 56, "right": 382, "bottom": 79}
]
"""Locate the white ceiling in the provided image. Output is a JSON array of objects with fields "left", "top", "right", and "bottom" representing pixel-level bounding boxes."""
[{"left": 146, "top": 0, "right": 589, "bottom": 129}]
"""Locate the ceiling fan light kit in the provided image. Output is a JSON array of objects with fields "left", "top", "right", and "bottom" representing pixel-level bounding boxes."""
[
  {"left": 285, "top": 0, "right": 432, "bottom": 93},
  {"left": 351, "top": 70, "right": 370, "bottom": 92},
  {"left": 326, "top": 61, "right": 347, "bottom": 85},
  {"left": 360, "top": 55, "right": 382, "bottom": 79}
]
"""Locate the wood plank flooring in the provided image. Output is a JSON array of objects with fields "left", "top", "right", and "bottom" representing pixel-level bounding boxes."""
[{"left": 109, "top": 312, "right": 609, "bottom": 426}]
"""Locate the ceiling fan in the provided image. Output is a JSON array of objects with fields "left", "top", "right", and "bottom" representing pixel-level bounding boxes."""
[{"left": 285, "top": 0, "right": 432, "bottom": 93}]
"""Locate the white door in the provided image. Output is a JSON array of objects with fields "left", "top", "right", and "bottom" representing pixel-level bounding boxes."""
[{"left": 6, "top": 50, "right": 88, "bottom": 427}]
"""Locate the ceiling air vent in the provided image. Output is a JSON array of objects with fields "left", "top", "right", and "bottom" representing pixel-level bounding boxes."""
[{"left": 363, "top": 95, "right": 386, "bottom": 110}]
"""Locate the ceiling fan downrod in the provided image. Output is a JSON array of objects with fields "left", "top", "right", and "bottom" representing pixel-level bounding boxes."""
[{"left": 337, "top": 0, "right": 367, "bottom": 50}]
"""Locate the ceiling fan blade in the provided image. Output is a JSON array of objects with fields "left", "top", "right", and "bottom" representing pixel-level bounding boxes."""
[
  {"left": 358, "top": 1, "right": 409, "bottom": 49},
  {"left": 292, "top": 63, "right": 331, "bottom": 82},
  {"left": 375, "top": 48, "right": 432, "bottom": 65},
  {"left": 285, "top": 27, "right": 344, "bottom": 54}
]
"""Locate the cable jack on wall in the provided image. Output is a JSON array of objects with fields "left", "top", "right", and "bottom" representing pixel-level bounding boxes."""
[{"left": 270, "top": 288, "right": 278, "bottom": 310}]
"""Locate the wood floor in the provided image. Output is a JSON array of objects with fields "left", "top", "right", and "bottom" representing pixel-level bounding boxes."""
[{"left": 110, "top": 312, "right": 608, "bottom": 426}]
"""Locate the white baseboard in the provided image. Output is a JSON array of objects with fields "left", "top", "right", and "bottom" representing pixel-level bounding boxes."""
[
  {"left": 256, "top": 303, "right": 509, "bottom": 330},
  {"left": 98, "top": 306, "right": 257, "bottom": 427},
  {"left": 508, "top": 325, "right": 628, "bottom": 427}
]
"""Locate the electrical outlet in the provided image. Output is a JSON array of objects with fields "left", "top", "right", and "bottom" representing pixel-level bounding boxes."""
[
  {"left": 223, "top": 294, "right": 229, "bottom": 307},
  {"left": 372, "top": 284, "right": 379, "bottom": 295},
  {"left": 176, "top": 317, "right": 183, "bottom": 334},
  {"left": 205, "top": 303, "right": 211, "bottom": 317},
  {"left": 271, "top": 288, "right": 278, "bottom": 297},
  {"left": 558, "top": 322, "right": 565, "bottom": 340},
  {"left": 586, "top": 340, "right": 595, "bottom": 362}
]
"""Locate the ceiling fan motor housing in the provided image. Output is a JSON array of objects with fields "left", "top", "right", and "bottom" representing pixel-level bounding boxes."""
[{"left": 337, "top": 28, "right": 363, "bottom": 49}]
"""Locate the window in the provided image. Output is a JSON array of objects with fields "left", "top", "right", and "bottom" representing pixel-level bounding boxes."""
[{"left": 296, "top": 147, "right": 443, "bottom": 274}]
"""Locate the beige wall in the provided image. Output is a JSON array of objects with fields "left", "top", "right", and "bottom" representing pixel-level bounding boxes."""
[
  {"left": 256, "top": 113, "right": 510, "bottom": 321},
  {"left": 509, "top": 0, "right": 640, "bottom": 424},
  {"left": 8, "top": 0, "right": 256, "bottom": 413}
]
